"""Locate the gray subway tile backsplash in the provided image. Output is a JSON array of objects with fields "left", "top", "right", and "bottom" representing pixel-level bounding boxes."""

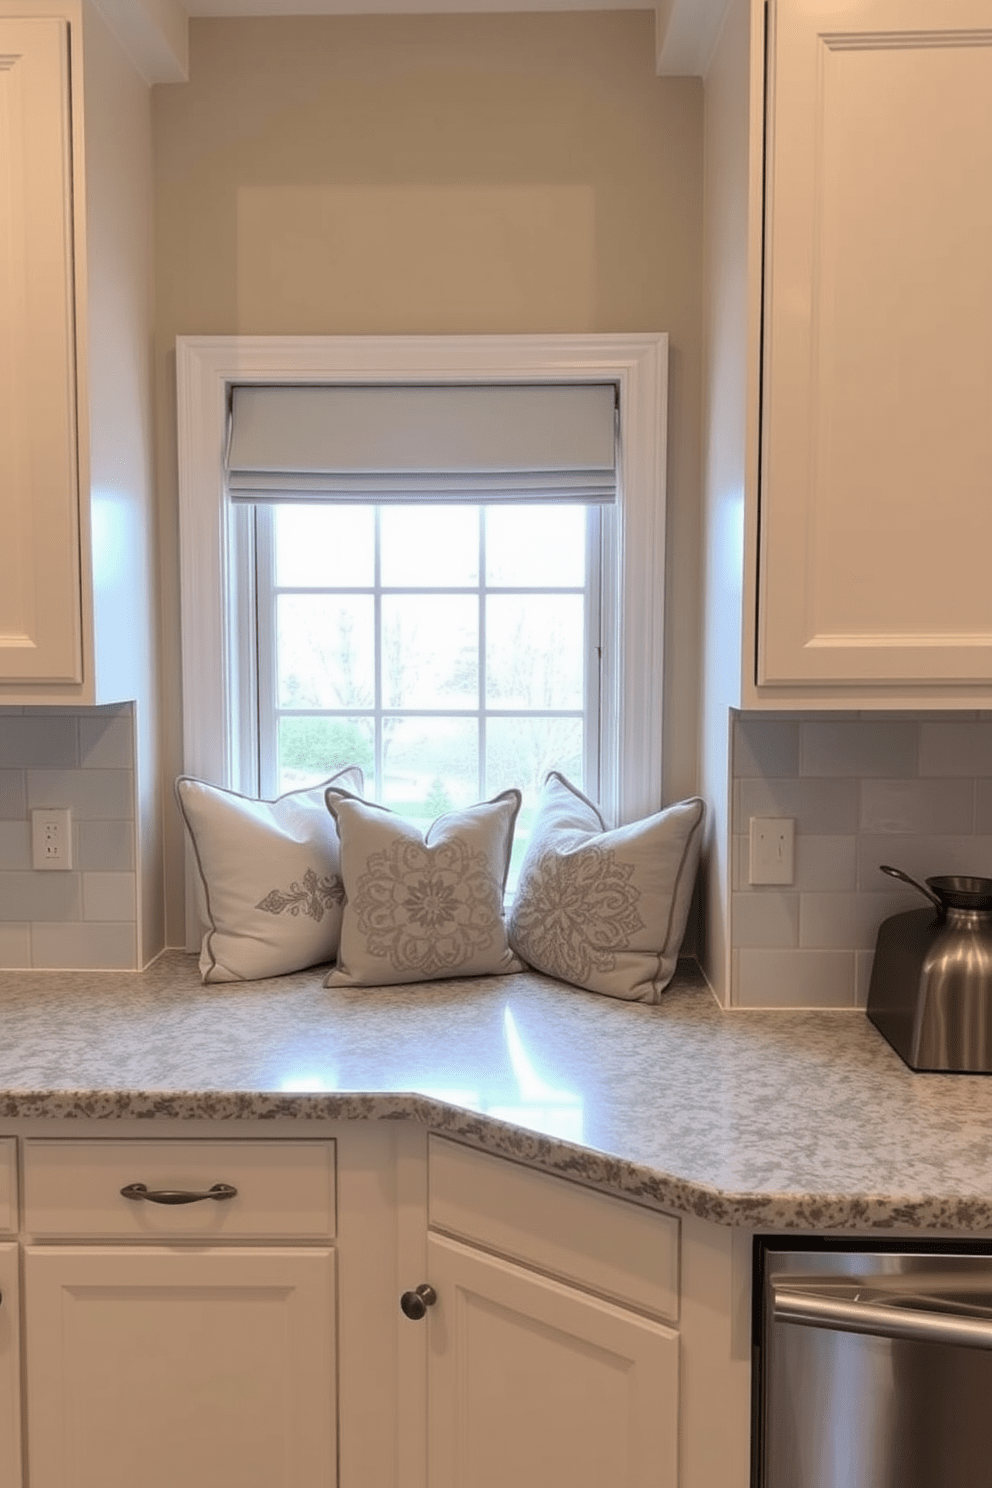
[
  {"left": 732, "top": 890, "right": 799, "bottom": 949},
  {"left": 733, "top": 718, "right": 800, "bottom": 779},
  {"left": 0, "top": 924, "right": 30, "bottom": 966},
  {"left": 792, "top": 834, "right": 858, "bottom": 892},
  {"left": 732, "top": 712, "right": 992, "bottom": 1007},
  {"left": 76, "top": 819, "right": 135, "bottom": 873},
  {"left": 25, "top": 767, "right": 134, "bottom": 821},
  {"left": 919, "top": 719, "right": 992, "bottom": 777},
  {"left": 0, "top": 821, "right": 31, "bottom": 872},
  {"left": 0, "top": 707, "right": 138, "bottom": 970},
  {"left": 79, "top": 712, "right": 136, "bottom": 770},
  {"left": 859, "top": 777, "right": 975, "bottom": 836},
  {"left": 0, "top": 770, "right": 27, "bottom": 820},
  {"left": 82, "top": 872, "right": 137, "bottom": 923},
  {"left": 30, "top": 921, "right": 137, "bottom": 971},
  {"left": 4, "top": 705, "right": 990, "bottom": 983},
  {"left": 0, "top": 714, "right": 79, "bottom": 769},
  {"left": 800, "top": 719, "right": 919, "bottom": 779},
  {"left": 736, "top": 948, "right": 858, "bottom": 1009},
  {"left": 735, "top": 774, "right": 861, "bottom": 836},
  {"left": 798, "top": 890, "right": 908, "bottom": 952},
  {"left": 855, "top": 833, "right": 992, "bottom": 889},
  {"left": 977, "top": 780, "right": 992, "bottom": 835},
  {"left": 0, "top": 872, "right": 82, "bottom": 924}
]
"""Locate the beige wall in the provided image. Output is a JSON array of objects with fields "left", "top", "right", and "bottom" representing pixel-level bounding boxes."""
[
  {"left": 698, "top": 0, "right": 750, "bottom": 1002},
  {"left": 152, "top": 11, "right": 703, "bottom": 945},
  {"left": 83, "top": 0, "right": 163, "bottom": 965}
]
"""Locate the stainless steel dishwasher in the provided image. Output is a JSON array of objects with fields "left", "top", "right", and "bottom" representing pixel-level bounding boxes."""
[{"left": 754, "top": 1239, "right": 992, "bottom": 1488}]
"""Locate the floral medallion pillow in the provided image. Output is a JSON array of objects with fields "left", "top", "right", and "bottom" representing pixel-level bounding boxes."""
[
  {"left": 175, "top": 766, "right": 363, "bottom": 983},
  {"left": 508, "top": 772, "right": 705, "bottom": 1003},
  {"left": 323, "top": 787, "right": 523, "bottom": 987}
]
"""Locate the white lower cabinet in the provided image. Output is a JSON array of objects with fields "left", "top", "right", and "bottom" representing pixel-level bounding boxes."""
[
  {"left": 421, "top": 1136, "right": 681, "bottom": 1488},
  {"left": 1, "top": 1126, "right": 727, "bottom": 1488},
  {"left": 16, "top": 1138, "right": 339, "bottom": 1488},
  {"left": 0, "top": 1245, "right": 20, "bottom": 1488},
  {"left": 23, "top": 1246, "right": 336, "bottom": 1488},
  {"left": 425, "top": 1232, "right": 679, "bottom": 1488}
]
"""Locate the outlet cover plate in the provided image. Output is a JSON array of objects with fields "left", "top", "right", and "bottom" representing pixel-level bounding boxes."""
[{"left": 31, "top": 808, "right": 73, "bottom": 871}]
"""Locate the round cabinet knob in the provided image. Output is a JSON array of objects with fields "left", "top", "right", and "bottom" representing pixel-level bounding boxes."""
[{"left": 400, "top": 1283, "right": 437, "bottom": 1320}]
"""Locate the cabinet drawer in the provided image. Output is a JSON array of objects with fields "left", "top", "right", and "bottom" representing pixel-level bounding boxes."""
[
  {"left": 0, "top": 1140, "right": 15, "bottom": 1232},
  {"left": 428, "top": 1136, "right": 679, "bottom": 1321},
  {"left": 22, "top": 1140, "right": 336, "bottom": 1239}
]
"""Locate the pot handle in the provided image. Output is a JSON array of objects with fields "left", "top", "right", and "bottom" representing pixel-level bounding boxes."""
[{"left": 879, "top": 864, "right": 944, "bottom": 912}]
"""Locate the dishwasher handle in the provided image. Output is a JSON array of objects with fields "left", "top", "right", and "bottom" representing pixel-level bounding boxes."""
[{"left": 771, "top": 1279, "right": 992, "bottom": 1352}]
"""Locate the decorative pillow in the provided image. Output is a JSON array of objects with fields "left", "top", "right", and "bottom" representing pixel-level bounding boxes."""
[
  {"left": 175, "top": 766, "right": 364, "bottom": 983},
  {"left": 508, "top": 772, "right": 705, "bottom": 1003},
  {"left": 323, "top": 788, "right": 523, "bottom": 987}
]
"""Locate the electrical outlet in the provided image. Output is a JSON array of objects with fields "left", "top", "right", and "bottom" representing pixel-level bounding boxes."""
[
  {"left": 748, "top": 817, "right": 795, "bottom": 885},
  {"left": 31, "top": 808, "right": 73, "bottom": 871}
]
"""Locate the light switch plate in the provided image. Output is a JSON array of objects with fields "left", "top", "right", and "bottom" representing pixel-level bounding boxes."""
[{"left": 748, "top": 817, "right": 794, "bottom": 885}]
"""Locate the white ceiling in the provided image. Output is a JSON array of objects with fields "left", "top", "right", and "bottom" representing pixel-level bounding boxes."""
[{"left": 94, "top": 0, "right": 727, "bottom": 84}]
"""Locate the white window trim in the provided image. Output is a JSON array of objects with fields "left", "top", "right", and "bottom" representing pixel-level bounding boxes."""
[{"left": 176, "top": 333, "right": 668, "bottom": 832}]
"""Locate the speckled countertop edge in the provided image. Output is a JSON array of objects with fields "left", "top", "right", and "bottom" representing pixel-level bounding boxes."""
[
  {"left": 2, "top": 954, "right": 992, "bottom": 1233},
  {"left": 2, "top": 1087, "right": 990, "bottom": 1234}
]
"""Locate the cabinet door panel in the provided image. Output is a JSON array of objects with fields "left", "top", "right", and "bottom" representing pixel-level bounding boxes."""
[
  {"left": 428, "top": 1136, "right": 679, "bottom": 1321},
  {"left": 760, "top": 0, "right": 992, "bottom": 685},
  {"left": 0, "top": 19, "right": 82, "bottom": 683},
  {"left": 24, "top": 1246, "right": 336, "bottom": 1488},
  {"left": 426, "top": 1233, "right": 678, "bottom": 1488},
  {"left": 0, "top": 1246, "right": 21, "bottom": 1488}
]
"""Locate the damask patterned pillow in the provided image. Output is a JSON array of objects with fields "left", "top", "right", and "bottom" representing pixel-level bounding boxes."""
[
  {"left": 176, "top": 766, "right": 363, "bottom": 983},
  {"left": 323, "top": 787, "right": 524, "bottom": 987},
  {"left": 508, "top": 772, "right": 705, "bottom": 1003}
]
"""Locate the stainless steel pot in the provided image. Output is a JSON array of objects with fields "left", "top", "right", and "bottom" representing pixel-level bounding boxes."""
[{"left": 867, "top": 865, "right": 992, "bottom": 1072}]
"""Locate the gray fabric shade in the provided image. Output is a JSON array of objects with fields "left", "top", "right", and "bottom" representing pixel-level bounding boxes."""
[{"left": 226, "top": 382, "right": 618, "bottom": 503}]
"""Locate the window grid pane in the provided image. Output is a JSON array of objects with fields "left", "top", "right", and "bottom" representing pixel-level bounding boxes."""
[{"left": 257, "top": 504, "right": 599, "bottom": 817}]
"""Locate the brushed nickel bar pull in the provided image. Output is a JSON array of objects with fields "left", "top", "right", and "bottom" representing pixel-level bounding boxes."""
[
  {"left": 120, "top": 1182, "right": 238, "bottom": 1206},
  {"left": 772, "top": 1280, "right": 992, "bottom": 1352}
]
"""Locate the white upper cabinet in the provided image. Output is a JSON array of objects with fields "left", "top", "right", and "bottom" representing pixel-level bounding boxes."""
[
  {"left": 0, "top": 4, "right": 158, "bottom": 707},
  {"left": 758, "top": 0, "right": 992, "bottom": 692},
  {"left": 0, "top": 18, "right": 82, "bottom": 685}
]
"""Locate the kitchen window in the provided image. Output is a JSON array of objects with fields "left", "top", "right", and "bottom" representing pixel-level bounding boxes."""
[
  {"left": 176, "top": 333, "right": 668, "bottom": 935},
  {"left": 228, "top": 376, "right": 617, "bottom": 882},
  {"left": 253, "top": 500, "right": 600, "bottom": 874}
]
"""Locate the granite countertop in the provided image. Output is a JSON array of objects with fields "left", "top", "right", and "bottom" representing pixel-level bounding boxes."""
[{"left": 1, "top": 951, "right": 991, "bottom": 1233}]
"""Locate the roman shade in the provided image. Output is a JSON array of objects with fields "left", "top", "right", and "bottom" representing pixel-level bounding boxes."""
[{"left": 225, "top": 382, "right": 618, "bottom": 503}]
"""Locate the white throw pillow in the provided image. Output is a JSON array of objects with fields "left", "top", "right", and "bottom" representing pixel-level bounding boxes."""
[
  {"left": 508, "top": 772, "right": 705, "bottom": 1003},
  {"left": 323, "top": 788, "right": 523, "bottom": 987},
  {"left": 176, "top": 767, "right": 364, "bottom": 983}
]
